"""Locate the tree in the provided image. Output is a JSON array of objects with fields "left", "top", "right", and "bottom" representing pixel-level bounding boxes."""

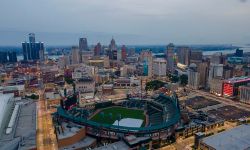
[
  {"left": 168, "top": 74, "right": 179, "bottom": 83},
  {"left": 145, "top": 80, "right": 166, "bottom": 91},
  {"left": 26, "top": 94, "right": 39, "bottom": 100},
  {"left": 72, "top": 83, "right": 76, "bottom": 94},
  {"left": 180, "top": 74, "right": 188, "bottom": 86},
  {"left": 64, "top": 88, "right": 67, "bottom": 97},
  {"left": 171, "top": 75, "right": 179, "bottom": 83},
  {"left": 64, "top": 76, "right": 74, "bottom": 84}
]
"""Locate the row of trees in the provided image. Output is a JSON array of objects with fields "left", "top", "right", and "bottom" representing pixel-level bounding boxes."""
[
  {"left": 145, "top": 74, "right": 188, "bottom": 91},
  {"left": 168, "top": 74, "right": 188, "bottom": 86},
  {"left": 64, "top": 76, "right": 74, "bottom": 84},
  {"left": 26, "top": 94, "right": 39, "bottom": 100},
  {"left": 145, "top": 80, "right": 166, "bottom": 91}
]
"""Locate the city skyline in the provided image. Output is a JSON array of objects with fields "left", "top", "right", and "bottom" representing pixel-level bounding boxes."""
[
  {"left": 0, "top": 0, "right": 250, "bottom": 45},
  {"left": 1, "top": 1, "right": 250, "bottom": 150}
]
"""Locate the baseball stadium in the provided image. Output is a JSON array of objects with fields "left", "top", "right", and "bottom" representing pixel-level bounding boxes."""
[{"left": 54, "top": 93, "right": 181, "bottom": 148}]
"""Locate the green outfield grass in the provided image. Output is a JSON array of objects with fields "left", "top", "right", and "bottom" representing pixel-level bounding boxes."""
[{"left": 90, "top": 106, "right": 145, "bottom": 125}]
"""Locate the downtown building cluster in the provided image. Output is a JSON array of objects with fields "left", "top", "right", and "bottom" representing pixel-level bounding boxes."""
[{"left": 0, "top": 33, "right": 250, "bottom": 150}]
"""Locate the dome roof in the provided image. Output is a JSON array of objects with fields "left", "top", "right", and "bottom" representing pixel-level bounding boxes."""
[{"left": 189, "top": 63, "right": 197, "bottom": 68}]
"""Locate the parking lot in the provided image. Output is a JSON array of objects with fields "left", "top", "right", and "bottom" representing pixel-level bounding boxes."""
[
  {"left": 208, "top": 105, "right": 250, "bottom": 121},
  {"left": 185, "top": 96, "right": 221, "bottom": 110}
]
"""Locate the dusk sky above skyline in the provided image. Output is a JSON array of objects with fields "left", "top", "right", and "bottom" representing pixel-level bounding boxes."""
[{"left": 0, "top": 0, "right": 250, "bottom": 46}]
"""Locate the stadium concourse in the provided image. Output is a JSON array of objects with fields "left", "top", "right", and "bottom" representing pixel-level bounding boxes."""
[{"left": 53, "top": 93, "right": 181, "bottom": 149}]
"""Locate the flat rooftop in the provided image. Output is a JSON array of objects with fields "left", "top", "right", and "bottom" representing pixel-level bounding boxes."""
[
  {"left": 224, "top": 76, "right": 250, "bottom": 84},
  {"left": 124, "top": 135, "right": 151, "bottom": 146},
  {"left": 202, "top": 124, "right": 250, "bottom": 150},
  {"left": 57, "top": 122, "right": 85, "bottom": 140},
  {"left": 94, "top": 141, "right": 129, "bottom": 150},
  {"left": 0, "top": 100, "right": 36, "bottom": 150},
  {"left": 59, "top": 136, "right": 96, "bottom": 150}
]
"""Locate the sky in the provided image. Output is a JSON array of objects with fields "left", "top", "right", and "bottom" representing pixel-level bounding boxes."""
[{"left": 0, "top": 0, "right": 250, "bottom": 46}]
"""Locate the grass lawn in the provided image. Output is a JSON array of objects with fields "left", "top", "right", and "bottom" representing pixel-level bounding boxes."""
[{"left": 90, "top": 106, "right": 145, "bottom": 125}]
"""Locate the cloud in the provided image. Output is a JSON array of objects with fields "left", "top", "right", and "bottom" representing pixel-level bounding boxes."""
[
  {"left": 0, "top": 0, "right": 250, "bottom": 45},
  {"left": 239, "top": 0, "right": 248, "bottom": 2}
]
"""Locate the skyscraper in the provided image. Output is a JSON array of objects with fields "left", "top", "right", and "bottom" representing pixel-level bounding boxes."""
[
  {"left": 235, "top": 49, "right": 243, "bottom": 57},
  {"left": 79, "top": 38, "right": 88, "bottom": 51},
  {"left": 71, "top": 46, "right": 80, "bottom": 64},
  {"left": 166, "top": 43, "right": 175, "bottom": 73},
  {"left": 177, "top": 46, "right": 190, "bottom": 65},
  {"left": 209, "top": 64, "right": 224, "bottom": 78},
  {"left": 29, "top": 33, "right": 35, "bottom": 43},
  {"left": 208, "top": 63, "right": 224, "bottom": 88},
  {"left": 140, "top": 50, "right": 153, "bottom": 77},
  {"left": 197, "top": 62, "right": 209, "bottom": 88},
  {"left": 190, "top": 50, "right": 203, "bottom": 64},
  {"left": 210, "top": 52, "right": 223, "bottom": 64},
  {"left": 22, "top": 33, "right": 44, "bottom": 61},
  {"left": 188, "top": 63, "right": 200, "bottom": 90},
  {"left": 8, "top": 51, "right": 17, "bottom": 63},
  {"left": 109, "top": 38, "right": 117, "bottom": 60},
  {"left": 39, "top": 49, "right": 45, "bottom": 61},
  {"left": 0, "top": 52, "right": 8, "bottom": 64},
  {"left": 127, "top": 48, "right": 135, "bottom": 57},
  {"left": 153, "top": 58, "right": 167, "bottom": 77},
  {"left": 94, "top": 42, "right": 102, "bottom": 56},
  {"left": 110, "top": 38, "right": 116, "bottom": 50},
  {"left": 121, "top": 45, "right": 127, "bottom": 61}
]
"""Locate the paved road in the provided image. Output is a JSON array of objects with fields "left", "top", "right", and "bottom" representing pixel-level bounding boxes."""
[
  {"left": 161, "top": 136, "right": 194, "bottom": 150},
  {"left": 36, "top": 90, "right": 58, "bottom": 150}
]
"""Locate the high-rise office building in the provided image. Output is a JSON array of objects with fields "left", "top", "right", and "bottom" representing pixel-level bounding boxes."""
[
  {"left": 71, "top": 46, "right": 80, "bottom": 64},
  {"left": 209, "top": 64, "right": 224, "bottom": 79},
  {"left": 110, "top": 38, "right": 116, "bottom": 50},
  {"left": 117, "top": 49, "right": 122, "bottom": 61},
  {"left": 121, "top": 45, "right": 127, "bottom": 60},
  {"left": 58, "top": 55, "right": 70, "bottom": 69},
  {"left": 188, "top": 63, "right": 200, "bottom": 90},
  {"left": 223, "top": 65, "right": 233, "bottom": 79},
  {"left": 211, "top": 52, "right": 223, "bottom": 64},
  {"left": 127, "top": 48, "right": 135, "bottom": 57},
  {"left": 166, "top": 43, "right": 175, "bottom": 73},
  {"left": 22, "top": 33, "right": 44, "bottom": 61},
  {"left": 153, "top": 58, "right": 167, "bottom": 77},
  {"left": 140, "top": 50, "right": 153, "bottom": 77},
  {"left": 0, "top": 52, "right": 8, "bottom": 64},
  {"left": 209, "top": 77, "right": 224, "bottom": 96},
  {"left": 208, "top": 52, "right": 226, "bottom": 88},
  {"left": 190, "top": 50, "right": 203, "bottom": 64},
  {"left": 29, "top": 33, "right": 35, "bottom": 43},
  {"left": 8, "top": 52, "right": 17, "bottom": 63},
  {"left": 208, "top": 63, "right": 224, "bottom": 88},
  {"left": 177, "top": 46, "right": 191, "bottom": 65},
  {"left": 39, "top": 49, "right": 45, "bottom": 61},
  {"left": 109, "top": 38, "right": 117, "bottom": 60},
  {"left": 239, "top": 85, "right": 250, "bottom": 104},
  {"left": 79, "top": 38, "right": 88, "bottom": 51},
  {"left": 235, "top": 49, "right": 243, "bottom": 57},
  {"left": 197, "top": 62, "right": 209, "bottom": 88},
  {"left": 94, "top": 42, "right": 102, "bottom": 56}
]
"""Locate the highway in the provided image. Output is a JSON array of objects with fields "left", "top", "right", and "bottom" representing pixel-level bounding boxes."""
[{"left": 36, "top": 89, "right": 58, "bottom": 150}]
